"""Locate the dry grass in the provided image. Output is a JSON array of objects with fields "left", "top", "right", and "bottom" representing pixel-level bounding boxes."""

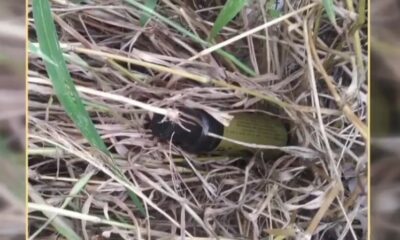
[{"left": 28, "top": 0, "right": 367, "bottom": 239}]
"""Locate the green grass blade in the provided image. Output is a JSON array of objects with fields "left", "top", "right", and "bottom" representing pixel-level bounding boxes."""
[
  {"left": 29, "top": 185, "right": 82, "bottom": 240},
  {"left": 28, "top": 41, "right": 56, "bottom": 66},
  {"left": 267, "top": 0, "right": 283, "bottom": 18},
  {"left": 32, "top": 0, "right": 145, "bottom": 216},
  {"left": 209, "top": 0, "right": 247, "bottom": 41},
  {"left": 322, "top": 0, "right": 336, "bottom": 26},
  {"left": 29, "top": 171, "right": 95, "bottom": 239},
  {"left": 123, "top": 0, "right": 256, "bottom": 76},
  {"left": 30, "top": 42, "right": 88, "bottom": 67},
  {"left": 139, "top": 0, "right": 158, "bottom": 26},
  {"left": 32, "top": 0, "right": 108, "bottom": 154}
]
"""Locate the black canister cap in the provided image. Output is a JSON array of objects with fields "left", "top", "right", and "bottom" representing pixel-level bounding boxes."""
[{"left": 148, "top": 109, "right": 223, "bottom": 153}]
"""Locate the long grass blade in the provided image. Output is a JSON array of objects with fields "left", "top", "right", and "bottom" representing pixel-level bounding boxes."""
[
  {"left": 322, "top": 0, "right": 337, "bottom": 27},
  {"left": 32, "top": 0, "right": 108, "bottom": 153},
  {"left": 123, "top": 0, "right": 256, "bottom": 76},
  {"left": 28, "top": 41, "right": 56, "bottom": 66},
  {"left": 267, "top": 0, "right": 284, "bottom": 18},
  {"left": 209, "top": 0, "right": 247, "bottom": 40},
  {"left": 29, "top": 185, "right": 82, "bottom": 240},
  {"left": 32, "top": 0, "right": 145, "bottom": 216},
  {"left": 29, "top": 171, "right": 95, "bottom": 239},
  {"left": 140, "top": 0, "right": 158, "bottom": 26}
]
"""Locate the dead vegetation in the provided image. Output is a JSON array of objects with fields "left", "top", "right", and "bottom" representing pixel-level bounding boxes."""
[{"left": 28, "top": 0, "right": 367, "bottom": 239}]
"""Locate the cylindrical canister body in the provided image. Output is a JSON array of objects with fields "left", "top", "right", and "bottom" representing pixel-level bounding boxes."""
[
  {"left": 214, "top": 112, "right": 288, "bottom": 153},
  {"left": 149, "top": 109, "right": 288, "bottom": 155}
]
